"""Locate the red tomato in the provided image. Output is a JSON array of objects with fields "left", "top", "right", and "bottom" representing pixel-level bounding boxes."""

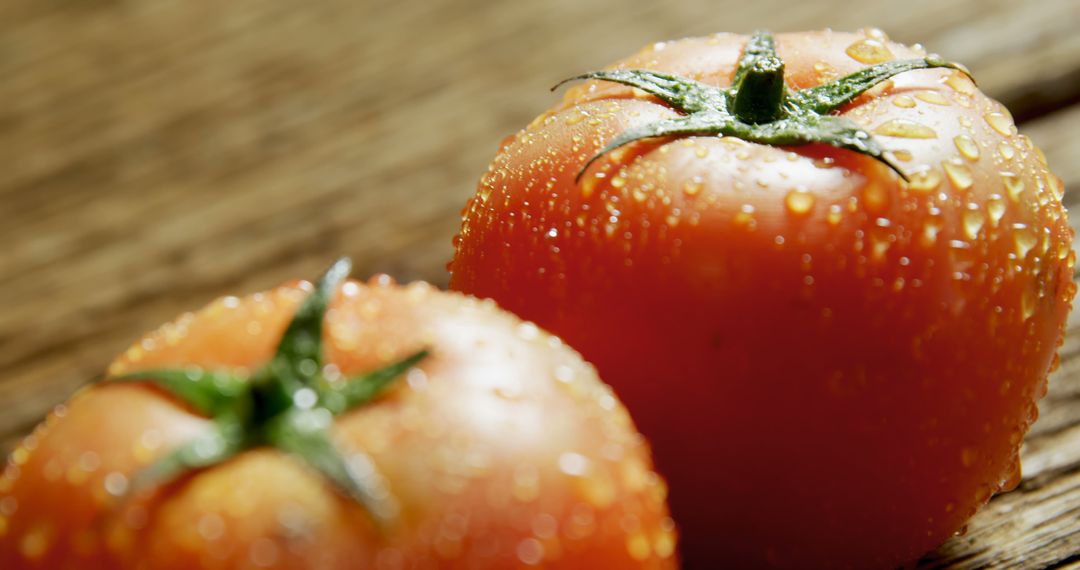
[
  {"left": 449, "top": 29, "right": 1075, "bottom": 568},
  {"left": 0, "top": 260, "right": 676, "bottom": 569}
]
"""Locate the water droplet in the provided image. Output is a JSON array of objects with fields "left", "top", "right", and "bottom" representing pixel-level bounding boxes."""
[
  {"left": 892, "top": 96, "right": 915, "bottom": 108},
  {"left": 1001, "top": 172, "right": 1025, "bottom": 201},
  {"left": 567, "top": 504, "right": 597, "bottom": 540},
  {"left": 682, "top": 177, "right": 704, "bottom": 196},
  {"left": 813, "top": 61, "right": 835, "bottom": 78},
  {"left": 846, "top": 38, "right": 893, "bottom": 64},
  {"left": 954, "top": 135, "right": 980, "bottom": 161},
  {"left": 291, "top": 387, "right": 321, "bottom": 411},
  {"left": 1021, "top": 288, "right": 1037, "bottom": 320},
  {"left": 517, "top": 538, "right": 545, "bottom": 565},
  {"left": 626, "top": 532, "right": 652, "bottom": 561},
  {"left": 826, "top": 204, "right": 843, "bottom": 226},
  {"left": 862, "top": 182, "right": 889, "bottom": 213},
  {"left": 961, "top": 448, "right": 977, "bottom": 467},
  {"left": 19, "top": 524, "right": 51, "bottom": 561},
  {"left": 1032, "top": 144, "right": 1049, "bottom": 166},
  {"left": 998, "top": 142, "right": 1016, "bottom": 160},
  {"left": 1047, "top": 175, "right": 1064, "bottom": 200},
  {"left": 962, "top": 208, "right": 985, "bottom": 239},
  {"left": 984, "top": 112, "right": 1015, "bottom": 136},
  {"left": 124, "top": 345, "right": 145, "bottom": 364},
  {"left": 891, "top": 149, "right": 914, "bottom": 162},
  {"left": 579, "top": 472, "right": 616, "bottom": 508},
  {"left": 1013, "top": 224, "right": 1037, "bottom": 259},
  {"left": 513, "top": 465, "right": 541, "bottom": 502},
  {"left": 197, "top": 513, "right": 226, "bottom": 541},
  {"left": 785, "top": 189, "right": 815, "bottom": 216},
  {"left": 654, "top": 522, "right": 677, "bottom": 558},
  {"left": 921, "top": 218, "right": 943, "bottom": 247},
  {"left": 945, "top": 72, "right": 976, "bottom": 94},
  {"left": 581, "top": 173, "right": 602, "bottom": 199},
  {"left": 603, "top": 221, "right": 617, "bottom": 238},
  {"left": 869, "top": 231, "right": 892, "bottom": 261},
  {"left": 610, "top": 176, "right": 626, "bottom": 189},
  {"left": 517, "top": 322, "right": 540, "bottom": 340},
  {"left": 558, "top": 452, "right": 590, "bottom": 477},
  {"left": 874, "top": 119, "right": 937, "bottom": 139},
  {"left": 10, "top": 448, "right": 29, "bottom": 466},
  {"left": 1057, "top": 241, "right": 1071, "bottom": 261},
  {"left": 733, "top": 204, "right": 756, "bottom": 230},
  {"left": 942, "top": 160, "right": 974, "bottom": 190},
  {"left": 906, "top": 169, "right": 941, "bottom": 194},
  {"left": 531, "top": 513, "right": 559, "bottom": 540},
  {"left": 987, "top": 196, "right": 1006, "bottom": 227},
  {"left": 915, "top": 91, "right": 950, "bottom": 105},
  {"left": 631, "top": 188, "right": 647, "bottom": 203},
  {"left": 104, "top": 472, "right": 129, "bottom": 496}
]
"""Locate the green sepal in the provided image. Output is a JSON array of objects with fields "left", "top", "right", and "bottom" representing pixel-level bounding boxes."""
[
  {"left": 268, "top": 409, "right": 399, "bottom": 527},
  {"left": 106, "top": 368, "right": 246, "bottom": 417},
  {"left": 128, "top": 418, "right": 245, "bottom": 494},
  {"left": 751, "top": 115, "right": 907, "bottom": 178},
  {"left": 789, "top": 56, "right": 967, "bottom": 114},
  {"left": 552, "top": 69, "right": 725, "bottom": 114},
  {"left": 321, "top": 349, "right": 430, "bottom": 415},
  {"left": 270, "top": 257, "right": 352, "bottom": 389},
  {"left": 577, "top": 109, "right": 906, "bottom": 181},
  {"left": 575, "top": 112, "right": 731, "bottom": 181}
]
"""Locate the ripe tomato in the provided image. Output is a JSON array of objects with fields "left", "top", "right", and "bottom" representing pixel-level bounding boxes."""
[
  {"left": 0, "top": 259, "right": 676, "bottom": 569},
  {"left": 449, "top": 29, "right": 1075, "bottom": 568}
]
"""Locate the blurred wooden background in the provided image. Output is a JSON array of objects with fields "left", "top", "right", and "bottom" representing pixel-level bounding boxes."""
[{"left": 2, "top": 0, "right": 1079, "bottom": 567}]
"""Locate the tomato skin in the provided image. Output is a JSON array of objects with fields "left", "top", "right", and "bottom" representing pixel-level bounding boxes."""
[
  {"left": 449, "top": 30, "right": 1075, "bottom": 568},
  {"left": 0, "top": 279, "right": 676, "bottom": 569}
]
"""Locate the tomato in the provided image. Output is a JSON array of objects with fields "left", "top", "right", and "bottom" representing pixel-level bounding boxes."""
[
  {"left": 449, "top": 29, "right": 1075, "bottom": 568},
  {"left": 0, "top": 259, "right": 676, "bottom": 569}
]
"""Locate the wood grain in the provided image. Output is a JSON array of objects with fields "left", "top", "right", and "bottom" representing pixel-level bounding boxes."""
[{"left": 2, "top": 0, "right": 1079, "bottom": 567}]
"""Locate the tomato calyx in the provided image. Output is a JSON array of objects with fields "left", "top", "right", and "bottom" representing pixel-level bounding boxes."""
[
  {"left": 556, "top": 30, "right": 969, "bottom": 182},
  {"left": 106, "top": 258, "right": 428, "bottom": 526}
]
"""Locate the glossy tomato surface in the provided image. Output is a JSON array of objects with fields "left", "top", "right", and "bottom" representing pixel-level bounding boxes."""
[
  {"left": 0, "top": 277, "right": 676, "bottom": 569},
  {"left": 449, "top": 29, "right": 1075, "bottom": 568}
]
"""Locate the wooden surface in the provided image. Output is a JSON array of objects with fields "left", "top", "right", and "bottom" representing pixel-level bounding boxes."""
[{"left": 2, "top": 0, "right": 1079, "bottom": 567}]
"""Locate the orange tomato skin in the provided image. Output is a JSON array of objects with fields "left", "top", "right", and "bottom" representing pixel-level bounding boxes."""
[
  {"left": 0, "top": 279, "right": 676, "bottom": 569},
  {"left": 449, "top": 30, "right": 1075, "bottom": 568}
]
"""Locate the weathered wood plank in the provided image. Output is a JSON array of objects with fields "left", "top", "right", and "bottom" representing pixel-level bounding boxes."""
[
  {"left": 3, "top": 0, "right": 1079, "bottom": 450},
  {"left": 917, "top": 466, "right": 1080, "bottom": 569}
]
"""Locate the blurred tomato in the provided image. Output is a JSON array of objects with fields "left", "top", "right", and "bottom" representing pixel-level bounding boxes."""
[{"left": 1, "top": 260, "right": 676, "bottom": 569}]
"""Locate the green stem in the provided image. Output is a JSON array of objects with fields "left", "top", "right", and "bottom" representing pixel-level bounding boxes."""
[{"left": 732, "top": 56, "right": 786, "bottom": 124}]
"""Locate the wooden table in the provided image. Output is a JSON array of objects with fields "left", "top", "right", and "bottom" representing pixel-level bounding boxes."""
[{"left": 2, "top": 0, "right": 1078, "bottom": 567}]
